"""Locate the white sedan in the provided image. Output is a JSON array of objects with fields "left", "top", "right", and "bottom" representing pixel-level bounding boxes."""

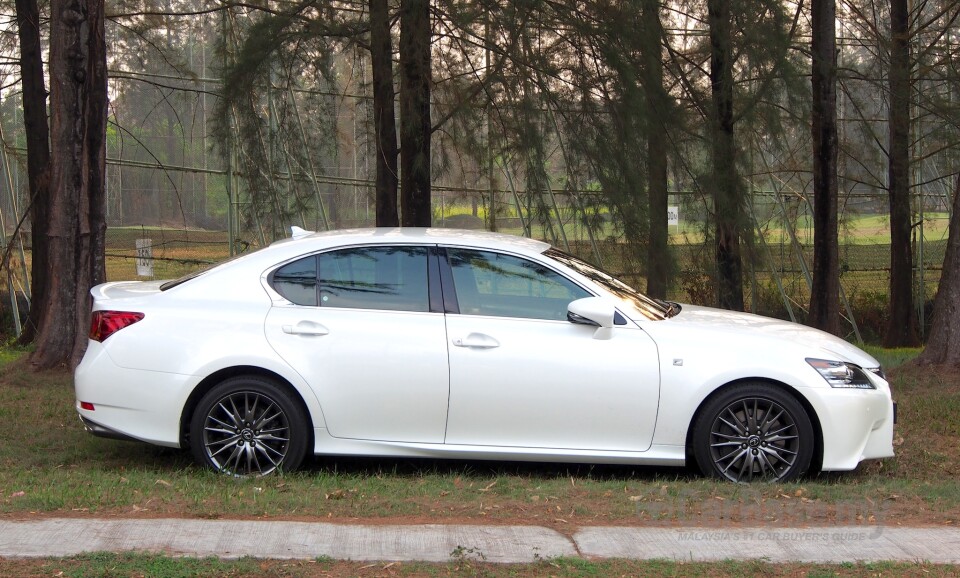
[{"left": 75, "top": 228, "right": 895, "bottom": 482}]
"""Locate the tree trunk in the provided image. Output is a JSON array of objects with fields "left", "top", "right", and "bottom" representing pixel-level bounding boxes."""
[
  {"left": 14, "top": 0, "right": 51, "bottom": 345},
  {"left": 85, "top": 0, "right": 108, "bottom": 289},
  {"left": 370, "top": 0, "right": 399, "bottom": 227},
  {"left": 399, "top": 0, "right": 432, "bottom": 227},
  {"left": 30, "top": 0, "right": 107, "bottom": 369},
  {"left": 708, "top": 0, "right": 744, "bottom": 311},
  {"left": 884, "top": 0, "right": 919, "bottom": 347},
  {"left": 915, "top": 175, "right": 960, "bottom": 366},
  {"left": 808, "top": 0, "right": 841, "bottom": 335},
  {"left": 641, "top": 0, "right": 669, "bottom": 300}
]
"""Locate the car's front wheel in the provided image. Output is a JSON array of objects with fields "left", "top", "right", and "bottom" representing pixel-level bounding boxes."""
[
  {"left": 190, "top": 376, "right": 308, "bottom": 476},
  {"left": 692, "top": 383, "right": 814, "bottom": 483}
]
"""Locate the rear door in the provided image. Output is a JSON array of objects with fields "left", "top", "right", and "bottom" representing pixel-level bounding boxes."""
[{"left": 264, "top": 245, "right": 450, "bottom": 443}]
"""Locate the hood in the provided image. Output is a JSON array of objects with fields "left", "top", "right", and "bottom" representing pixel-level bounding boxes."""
[{"left": 663, "top": 303, "right": 880, "bottom": 369}]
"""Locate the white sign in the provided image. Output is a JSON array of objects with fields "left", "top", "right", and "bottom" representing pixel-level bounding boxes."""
[
  {"left": 136, "top": 239, "right": 154, "bottom": 277},
  {"left": 667, "top": 206, "right": 680, "bottom": 226}
]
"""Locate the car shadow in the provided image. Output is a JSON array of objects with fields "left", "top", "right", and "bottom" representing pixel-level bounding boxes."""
[{"left": 299, "top": 454, "right": 703, "bottom": 482}]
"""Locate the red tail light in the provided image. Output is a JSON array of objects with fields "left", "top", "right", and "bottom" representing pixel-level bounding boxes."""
[{"left": 90, "top": 311, "right": 144, "bottom": 342}]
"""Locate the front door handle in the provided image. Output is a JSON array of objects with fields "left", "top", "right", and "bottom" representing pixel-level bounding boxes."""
[
  {"left": 282, "top": 321, "right": 330, "bottom": 336},
  {"left": 452, "top": 333, "right": 500, "bottom": 349}
]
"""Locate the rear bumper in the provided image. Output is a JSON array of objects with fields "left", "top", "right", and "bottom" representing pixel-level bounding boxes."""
[
  {"left": 79, "top": 415, "right": 141, "bottom": 442},
  {"left": 74, "top": 340, "right": 193, "bottom": 448}
]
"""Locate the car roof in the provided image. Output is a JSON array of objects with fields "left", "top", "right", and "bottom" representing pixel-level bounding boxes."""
[
  {"left": 161, "top": 228, "right": 557, "bottom": 299},
  {"left": 270, "top": 227, "right": 553, "bottom": 254}
]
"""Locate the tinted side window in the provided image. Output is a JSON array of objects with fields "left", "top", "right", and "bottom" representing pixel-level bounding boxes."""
[
  {"left": 273, "top": 246, "right": 429, "bottom": 312},
  {"left": 446, "top": 249, "right": 590, "bottom": 320},
  {"left": 273, "top": 256, "right": 319, "bottom": 306}
]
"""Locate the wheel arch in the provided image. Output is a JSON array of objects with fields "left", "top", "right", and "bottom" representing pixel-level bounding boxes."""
[
  {"left": 684, "top": 378, "right": 824, "bottom": 474},
  {"left": 179, "top": 366, "right": 315, "bottom": 449}
]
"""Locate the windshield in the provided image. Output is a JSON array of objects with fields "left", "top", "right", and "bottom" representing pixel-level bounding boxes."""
[{"left": 544, "top": 248, "right": 670, "bottom": 321}]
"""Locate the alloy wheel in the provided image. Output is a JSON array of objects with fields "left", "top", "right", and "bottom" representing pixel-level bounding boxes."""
[
  {"left": 707, "top": 396, "right": 802, "bottom": 482},
  {"left": 200, "top": 390, "right": 292, "bottom": 476}
]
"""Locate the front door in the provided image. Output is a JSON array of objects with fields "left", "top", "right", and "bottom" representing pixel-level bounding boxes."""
[{"left": 442, "top": 248, "right": 661, "bottom": 451}]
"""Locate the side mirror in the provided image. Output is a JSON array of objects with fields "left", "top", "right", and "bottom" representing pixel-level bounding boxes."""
[{"left": 567, "top": 297, "right": 616, "bottom": 329}]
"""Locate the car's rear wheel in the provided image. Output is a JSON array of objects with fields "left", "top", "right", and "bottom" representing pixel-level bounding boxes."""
[
  {"left": 190, "top": 376, "right": 308, "bottom": 476},
  {"left": 692, "top": 383, "right": 814, "bottom": 483}
]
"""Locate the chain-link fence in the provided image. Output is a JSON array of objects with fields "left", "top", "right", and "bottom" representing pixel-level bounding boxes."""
[{"left": 76, "top": 186, "right": 948, "bottom": 345}]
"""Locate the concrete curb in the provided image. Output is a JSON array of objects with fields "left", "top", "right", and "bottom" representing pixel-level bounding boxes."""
[
  {"left": 0, "top": 519, "right": 574, "bottom": 562},
  {"left": 574, "top": 526, "right": 960, "bottom": 563},
  {"left": 2, "top": 519, "right": 960, "bottom": 563}
]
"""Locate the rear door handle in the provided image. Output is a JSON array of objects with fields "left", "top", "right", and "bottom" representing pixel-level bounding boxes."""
[
  {"left": 282, "top": 321, "right": 330, "bottom": 336},
  {"left": 452, "top": 333, "right": 500, "bottom": 349}
]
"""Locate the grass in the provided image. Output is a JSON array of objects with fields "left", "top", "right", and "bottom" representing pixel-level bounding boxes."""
[
  {"left": 13, "top": 552, "right": 262, "bottom": 578},
  {"left": 1, "top": 347, "right": 959, "bottom": 575},
  {"left": 0, "top": 347, "right": 957, "bottom": 528},
  {"left": 4, "top": 555, "right": 958, "bottom": 578},
  {"left": 863, "top": 345, "right": 923, "bottom": 369}
]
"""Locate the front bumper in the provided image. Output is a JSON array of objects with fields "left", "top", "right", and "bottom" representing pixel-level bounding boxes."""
[{"left": 804, "top": 386, "right": 895, "bottom": 471}]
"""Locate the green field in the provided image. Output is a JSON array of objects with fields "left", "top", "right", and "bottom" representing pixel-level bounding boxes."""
[
  {"left": 0, "top": 213, "right": 946, "bottom": 344},
  {"left": 93, "top": 212, "right": 946, "bottom": 283}
]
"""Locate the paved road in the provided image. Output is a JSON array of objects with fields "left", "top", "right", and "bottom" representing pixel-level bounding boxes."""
[{"left": 2, "top": 519, "right": 960, "bottom": 563}]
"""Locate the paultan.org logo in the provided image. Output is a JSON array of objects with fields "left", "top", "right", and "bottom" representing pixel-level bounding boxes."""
[{"left": 676, "top": 529, "right": 878, "bottom": 543}]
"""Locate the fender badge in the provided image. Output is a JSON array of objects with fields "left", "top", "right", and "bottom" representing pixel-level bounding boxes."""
[{"left": 673, "top": 359, "right": 683, "bottom": 366}]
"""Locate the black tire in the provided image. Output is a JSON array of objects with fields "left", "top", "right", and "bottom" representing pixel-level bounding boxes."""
[
  {"left": 692, "top": 383, "right": 814, "bottom": 483},
  {"left": 190, "top": 376, "right": 308, "bottom": 477}
]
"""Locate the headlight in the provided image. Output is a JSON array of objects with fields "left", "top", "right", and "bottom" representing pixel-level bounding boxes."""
[{"left": 806, "top": 358, "right": 876, "bottom": 389}]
